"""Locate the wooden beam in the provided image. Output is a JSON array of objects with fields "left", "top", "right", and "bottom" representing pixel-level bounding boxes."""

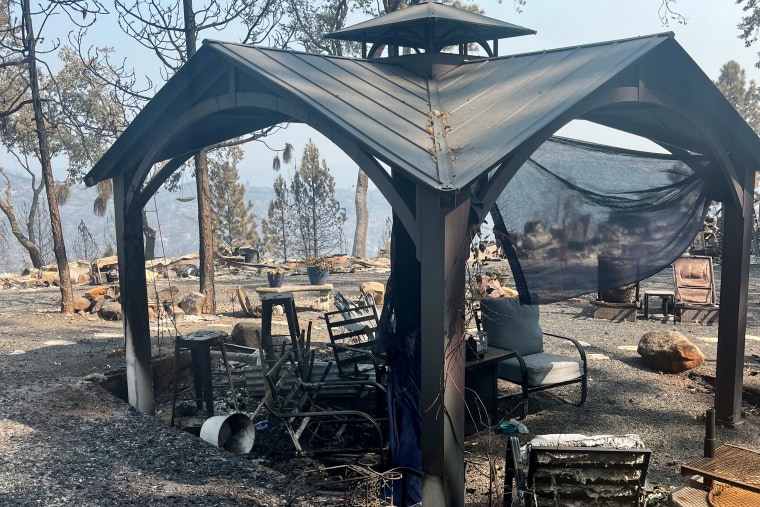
[
  {"left": 137, "top": 155, "right": 193, "bottom": 210},
  {"left": 114, "top": 173, "right": 154, "bottom": 414},
  {"left": 715, "top": 164, "right": 753, "bottom": 424},
  {"left": 417, "top": 187, "right": 471, "bottom": 506}
]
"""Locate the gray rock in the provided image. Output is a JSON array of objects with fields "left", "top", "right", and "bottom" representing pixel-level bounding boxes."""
[
  {"left": 155, "top": 285, "right": 180, "bottom": 303},
  {"left": 637, "top": 330, "right": 705, "bottom": 373},
  {"left": 229, "top": 321, "right": 262, "bottom": 349},
  {"left": 99, "top": 301, "right": 122, "bottom": 321},
  {"left": 180, "top": 292, "right": 206, "bottom": 315}
]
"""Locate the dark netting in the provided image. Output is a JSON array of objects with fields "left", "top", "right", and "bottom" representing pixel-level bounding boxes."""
[{"left": 491, "top": 137, "right": 711, "bottom": 304}]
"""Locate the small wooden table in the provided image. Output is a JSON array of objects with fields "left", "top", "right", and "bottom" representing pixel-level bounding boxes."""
[
  {"left": 642, "top": 289, "right": 675, "bottom": 319},
  {"left": 680, "top": 444, "right": 760, "bottom": 494},
  {"left": 464, "top": 346, "right": 516, "bottom": 435}
]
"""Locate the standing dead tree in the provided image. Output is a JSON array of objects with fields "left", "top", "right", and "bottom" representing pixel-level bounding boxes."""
[
  {"left": 89, "top": 0, "right": 288, "bottom": 313},
  {"left": 0, "top": 0, "right": 109, "bottom": 312}
]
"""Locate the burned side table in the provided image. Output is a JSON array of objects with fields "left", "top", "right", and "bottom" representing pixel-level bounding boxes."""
[
  {"left": 642, "top": 289, "right": 675, "bottom": 320},
  {"left": 464, "top": 346, "right": 515, "bottom": 435}
]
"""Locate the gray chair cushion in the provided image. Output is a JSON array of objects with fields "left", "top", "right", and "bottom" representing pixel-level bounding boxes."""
[
  {"left": 497, "top": 353, "right": 584, "bottom": 386},
  {"left": 480, "top": 297, "right": 543, "bottom": 356}
]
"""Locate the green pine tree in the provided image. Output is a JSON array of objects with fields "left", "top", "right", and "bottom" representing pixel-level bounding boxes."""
[
  {"left": 715, "top": 60, "right": 760, "bottom": 134},
  {"left": 290, "top": 140, "right": 347, "bottom": 258},
  {"left": 208, "top": 148, "right": 260, "bottom": 250},
  {"left": 262, "top": 174, "right": 292, "bottom": 261}
]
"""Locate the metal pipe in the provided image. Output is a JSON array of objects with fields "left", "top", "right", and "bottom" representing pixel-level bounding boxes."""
[{"left": 704, "top": 408, "right": 716, "bottom": 458}]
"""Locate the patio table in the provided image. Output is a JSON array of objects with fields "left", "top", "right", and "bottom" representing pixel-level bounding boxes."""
[{"left": 464, "top": 346, "right": 515, "bottom": 435}]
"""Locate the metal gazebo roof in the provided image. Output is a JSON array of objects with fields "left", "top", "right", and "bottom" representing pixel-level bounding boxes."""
[
  {"left": 323, "top": 1, "right": 535, "bottom": 54},
  {"left": 87, "top": 33, "right": 760, "bottom": 209}
]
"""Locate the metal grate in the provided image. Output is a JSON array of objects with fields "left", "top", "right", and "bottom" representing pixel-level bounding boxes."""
[
  {"left": 681, "top": 445, "right": 760, "bottom": 494},
  {"left": 708, "top": 483, "right": 760, "bottom": 507}
]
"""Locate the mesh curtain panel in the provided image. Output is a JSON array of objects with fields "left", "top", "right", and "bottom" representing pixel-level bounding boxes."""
[{"left": 492, "top": 137, "right": 711, "bottom": 304}]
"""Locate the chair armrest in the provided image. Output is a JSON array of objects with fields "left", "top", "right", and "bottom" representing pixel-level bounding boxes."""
[
  {"left": 543, "top": 332, "right": 587, "bottom": 366},
  {"left": 305, "top": 380, "right": 387, "bottom": 396},
  {"left": 330, "top": 342, "right": 384, "bottom": 372}
]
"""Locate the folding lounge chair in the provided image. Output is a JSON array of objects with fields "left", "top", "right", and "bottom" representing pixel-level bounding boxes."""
[
  {"left": 324, "top": 294, "right": 385, "bottom": 383},
  {"left": 673, "top": 255, "right": 719, "bottom": 324}
]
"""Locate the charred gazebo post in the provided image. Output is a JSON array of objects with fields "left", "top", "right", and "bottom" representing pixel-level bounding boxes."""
[
  {"left": 418, "top": 186, "right": 471, "bottom": 504},
  {"left": 113, "top": 173, "right": 155, "bottom": 415},
  {"left": 715, "top": 163, "right": 754, "bottom": 425}
]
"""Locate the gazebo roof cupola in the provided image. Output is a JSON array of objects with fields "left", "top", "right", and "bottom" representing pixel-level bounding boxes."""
[{"left": 324, "top": 0, "right": 535, "bottom": 72}]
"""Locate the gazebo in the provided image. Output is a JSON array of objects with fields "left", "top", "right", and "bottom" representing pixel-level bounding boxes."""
[{"left": 85, "top": 2, "right": 760, "bottom": 505}]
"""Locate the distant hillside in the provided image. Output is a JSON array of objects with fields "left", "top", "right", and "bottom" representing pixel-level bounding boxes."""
[{"left": 0, "top": 171, "right": 391, "bottom": 272}]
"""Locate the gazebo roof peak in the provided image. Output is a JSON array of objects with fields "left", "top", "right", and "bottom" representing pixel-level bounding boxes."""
[{"left": 324, "top": 1, "right": 535, "bottom": 61}]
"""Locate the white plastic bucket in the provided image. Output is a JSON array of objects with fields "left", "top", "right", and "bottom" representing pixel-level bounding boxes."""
[{"left": 199, "top": 413, "right": 255, "bottom": 454}]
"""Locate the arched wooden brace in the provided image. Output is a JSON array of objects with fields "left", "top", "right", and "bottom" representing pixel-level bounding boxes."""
[
  {"left": 125, "top": 91, "right": 417, "bottom": 243},
  {"left": 116, "top": 91, "right": 422, "bottom": 416}
]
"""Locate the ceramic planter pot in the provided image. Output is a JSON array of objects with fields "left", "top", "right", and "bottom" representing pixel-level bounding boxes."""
[
  {"left": 267, "top": 272, "right": 285, "bottom": 288},
  {"left": 306, "top": 266, "right": 329, "bottom": 285}
]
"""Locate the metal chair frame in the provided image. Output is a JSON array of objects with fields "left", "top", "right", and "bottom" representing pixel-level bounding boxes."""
[{"left": 262, "top": 349, "right": 387, "bottom": 465}]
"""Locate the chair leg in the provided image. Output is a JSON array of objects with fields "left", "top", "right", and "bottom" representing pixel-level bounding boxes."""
[
  {"left": 519, "top": 386, "right": 529, "bottom": 420},
  {"left": 218, "top": 339, "right": 238, "bottom": 412},
  {"left": 170, "top": 341, "right": 181, "bottom": 427},
  {"left": 574, "top": 375, "right": 588, "bottom": 407}
]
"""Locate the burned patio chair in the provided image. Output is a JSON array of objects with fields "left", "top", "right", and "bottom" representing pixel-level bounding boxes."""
[
  {"left": 673, "top": 255, "right": 719, "bottom": 324},
  {"left": 504, "top": 435, "right": 652, "bottom": 507},
  {"left": 324, "top": 294, "right": 385, "bottom": 383},
  {"left": 480, "top": 296, "right": 587, "bottom": 419},
  {"left": 262, "top": 348, "right": 387, "bottom": 464}
]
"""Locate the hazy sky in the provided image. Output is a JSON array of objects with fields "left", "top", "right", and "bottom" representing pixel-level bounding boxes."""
[
  {"left": 245, "top": 0, "right": 760, "bottom": 187},
  {"left": 4, "top": 1, "right": 760, "bottom": 189}
]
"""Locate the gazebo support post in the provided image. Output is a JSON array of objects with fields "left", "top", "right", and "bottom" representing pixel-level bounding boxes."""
[
  {"left": 418, "top": 187, "right": 471, "bottom": 506},
  {"left": 114, "top": 175, "right": 155, "bottom": 415},
  {"left": 715, "top": 164, "right": 753, "bottom": 425}
]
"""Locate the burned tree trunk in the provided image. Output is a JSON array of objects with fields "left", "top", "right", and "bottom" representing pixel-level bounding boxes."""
[
  {"left": 352, "top": 170, "right": 369, "bottom": 258},
  {"left": 142, "top": 209, "right": 156, "bottom": 261},
  {"left": 22, "top": 0, "right": 74, "bottom": 313},
  {"left": 195, "top": 150, "right": 216, "bottom": 314}
]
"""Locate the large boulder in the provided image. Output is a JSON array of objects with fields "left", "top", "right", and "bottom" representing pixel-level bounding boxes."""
[
  {"left": 180, "top": 292, "right": 206, "bottom": 316},
  {"left": 360, "top": 281, "right": 386, "bottom": 306},
  {"left": 85, "top": 285, "right": 110, "bottom": 300},
  {"left": 73, "top": 297, "right": 92, "bottom": 312},
  {"left": 637, "top": 330, "right": 705, "bottom": 373},
  {"left": 99, "top": 301, "right": 122, "bottom": 321},
  {"left": 229, "top": 321, "right": 262, "bottom": 349}
]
